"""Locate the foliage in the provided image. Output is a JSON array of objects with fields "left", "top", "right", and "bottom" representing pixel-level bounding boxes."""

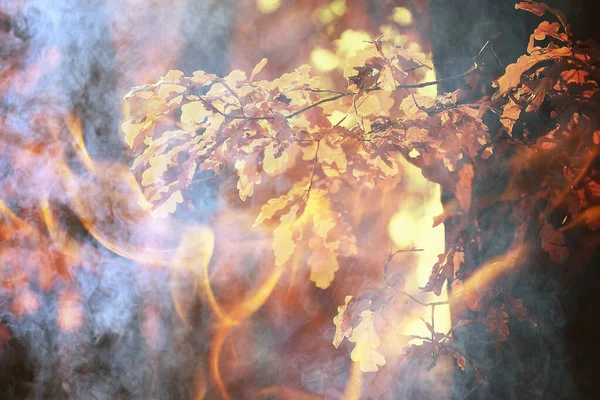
[{"left": 122, "top": 1, "right": 600, "bottom": 381}]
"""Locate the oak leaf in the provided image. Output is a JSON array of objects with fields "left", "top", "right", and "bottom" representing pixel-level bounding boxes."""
[{"left": 349, "top": 310, "right": 387, "bottom": 372}]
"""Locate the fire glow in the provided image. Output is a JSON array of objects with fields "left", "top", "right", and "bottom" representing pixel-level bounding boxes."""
[{"left": 1, "top": 1, "right": 454, "bottom": 399}]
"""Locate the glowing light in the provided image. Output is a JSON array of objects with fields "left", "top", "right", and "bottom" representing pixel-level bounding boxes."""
[
  {"left": 194, "top": 363, "right": 208, "bottom": 400},
  {"left": 336, "top": 30, "right": 372, "bottom": 58},
  {"left": 12, "top": 288, "right": 40, "bottom": 318},
  {"left": 389, "top": 156, "right": 451, "bottom": 344},
  {"left": 417, "top": 69, "right": 438, "bottom": 98},
  {"left": 211, "top": 325, "right": 232, "bottom": 400},
  {"left": 388, "top": 210, "right": 416, "bottom": 249},
  {"left": 172, "top": 225, "right": 215, "bottom": 326},
  {"left": 331, "top": 0, "right": 347, "bottom": 16},
  {"left": 311, "top": 47, "right": 340, "bottom": 72},
  {"left": 315, "top": 0, "right": 346, "bottom": 24},
  {"left": 57, "top": 290, "right": 84, "bottom": 332},
  {"left": 392, "top": 7, "right": 413, "bottom": 26},
  {"left": 316, "top": 8, "right": 336, "bottom": 25},
  {"left": 342, "top": 361, "right": 363, "bottom": 400},
  {"left": 452, "top": 245, "right": 527, "bottom": 307},
  {"left": 256, "top": 0, "right": 280, "bottom": 14},
  {"left": 257, "top": 386, "right": 324, "bottom": 399}
]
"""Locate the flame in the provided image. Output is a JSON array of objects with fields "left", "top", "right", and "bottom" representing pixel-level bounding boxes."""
[
  {"left": 342, "top": 361, "right": 363, "bottom": 400},
  {"left": 257, "top": 386, "right": 325, "bottom": 399},
  {"left": 171, "top": 225, "right": 214, "bottom": 326},
  {"left": 40, "top": 196, "right": 80, "bottom": 262},
  {"left": 0, "top": 198, "right": 35, "bottom": 234},
  {"left": 55, "top": 143, "right": 175, "bottom": 267},
  {"left": 451, "top": 244, "right": 527, "bottom": 307},
  {"left": 65, "top": 113, "right": 95, "bottom": 173}
]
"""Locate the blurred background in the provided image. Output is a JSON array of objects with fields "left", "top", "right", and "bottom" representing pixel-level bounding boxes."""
[{"left": 0, "top": 0, "right": 547, "bottom": 398}]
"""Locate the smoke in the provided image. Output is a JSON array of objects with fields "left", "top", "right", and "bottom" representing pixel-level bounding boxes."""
[
  {"left": 0, "top": 0, "right": 232, "bottom": 398},
  {"left": 3, "top": 0, "right": 568, "bottom": 398}
]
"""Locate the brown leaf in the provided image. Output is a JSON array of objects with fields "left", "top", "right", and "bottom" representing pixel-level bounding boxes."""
[
  {"left": 500, "top": 97, "right": 522, "bottom": 135},
  {"left": 516, "top": 1, "right": 570, "bottom": 35},
  {"left": 446, "top": 348, "right": 467, "bottom": 372},
  {"left": 485, "top": 303, "right": 510, "bottom": 342},
  {"left": 493, "top": 46, "right": 571, "bottom": 96},
  {"left": 540, "top": 220, "right": 569, "bottom": 263},
  {"left": 528, "top": 21, "right": 569, "bottom": 53},
  {"left": 503, "top": 293, "right": 538, "bottom": 327},
  {"left": 456, "top": 164, "right": 474, "bottom": 213}
]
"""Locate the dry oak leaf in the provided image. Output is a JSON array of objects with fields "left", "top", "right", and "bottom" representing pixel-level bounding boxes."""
[
  {"left": 272, "top": 204, "right": 302, "bottom": 266},
  {"left": 253, "top": 184, "right": 306, "bottom": 227},
  {"left": 349, "top": 310, "right": 387, "bottom": 372},
  {"left": 333, "top": 295, "right": 354, "bottom": 348},
  {"left": 151, "top": 189, "right": 183, "bottom": 218},
  {"left": 234, "top": 155, "right": 262, "bottom": 201},
  {"left": 516, "top": 1, "right": 569, "bottom": 35},
  {"left": 493, "top": 46, "right": 571, "bottom": 96},
  {"left": 560, "top": 205, "right": 600, "bottom": 232},
  {"left": 456, "top": 164, "right": 474, "bottom": 213},
  {"left": 527, "top": 21, "right": 569, "bottom": 53},
  {"left": 540, "top": 220, "right": 569, "bottom": 263},
  {"left": 485, "top": 303, "right": 510, "bottom": 342},
  {"left": 500, "top": 97, "right": 522, "bottom": 135},
  {"left": 250, "top": 58, "right": 268, "bottom": 81},
  {"left": 308, "top": 235, "right": 339, "bottom": 289}
]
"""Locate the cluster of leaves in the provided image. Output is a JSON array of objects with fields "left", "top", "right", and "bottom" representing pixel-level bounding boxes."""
[{"left": 122, "top": 0, "right": 600, "bottom": 380}]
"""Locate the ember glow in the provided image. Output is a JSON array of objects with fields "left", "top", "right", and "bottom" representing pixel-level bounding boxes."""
[{"left": 1, "top": 1, "right": 454, "bottom": 399}]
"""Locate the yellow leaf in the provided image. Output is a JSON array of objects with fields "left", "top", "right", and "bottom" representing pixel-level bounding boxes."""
[
  {"left": 273, "top": 205, "right": 300, "bottom": 266},
  {"left": 224, "top": 69, "right": 247, "bottom": 84},
  {"left": 141, "top": 155, "right": 170, "bottom": 186},
  {"left": 263, "top": 145, "right": 289, "bottom": 175},
  {"left": 181, "top": 101, "right": 211, "bottom": 126},
  {"left": 342, "top": 46, "right": 378, "bottom": 79},
  {"left": 370, "top": 156, "right": 399, "bottom": 177},
  {"left": 349, "top": 310, "right": 387, "bottom": 372},
  {"left": 122, "top": 116, "right": 154, "bottom": 147},
  {"left": 308, "top": 236, "right": 339, "bottom": 289},
  {"left": 319, "top": 138, "right": 347, "bottom": 177},
  {"left": 235, "top": 157, "right": 262, "bottom": 201},
  {"left": 191, "top": 70, "right": 217, "bottom": 86},
  {"left": 156, "top": 83, "right": 186, "bottom": 106},
  {"left": 301, "top": 141, "right": 318, "bottom": 161},
  {"left": 151, "top": 190, "right": 183, "bottom": 218},
  {"left": 161, "top": 70, "right": 185, "bottom": 83},
  {"left": 355, "top": 94, "right": 382, "bottom": 116},
  {"left": 333, "top": 295, "right": 353, "bottom": 348},
  {"left": 250, "top": 58, "right": 268, "bottom": 80},
  {"left": 254, "top": 185, "right": 305, "bottom": 227}
]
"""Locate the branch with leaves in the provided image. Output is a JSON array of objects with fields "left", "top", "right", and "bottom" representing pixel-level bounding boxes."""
[{"left": 122, "top": 0, "right": 600, "bottom": 383}]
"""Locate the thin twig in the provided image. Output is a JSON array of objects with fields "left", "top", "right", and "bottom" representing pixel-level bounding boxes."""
[
  {"left": 402, "top": 292, "right": 450, "bottom": 307},
  {"left": 286, "top": 93, "right": 347, "bottom": 119},
  {"left": 383, "top": 247, "right": 424, "bottom": 276},
  {"left": 395, "top": 64, "right": 478, "bottom": 90},
  {"left": 303, "top": 139, "right": 322, "bottom": 201}
]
